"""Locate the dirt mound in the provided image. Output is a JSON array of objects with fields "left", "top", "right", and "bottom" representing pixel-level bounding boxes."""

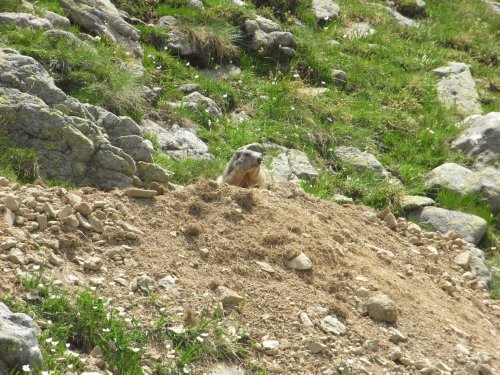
[{"left": 0, "top": 180, "right": 498, "bottom": 374}]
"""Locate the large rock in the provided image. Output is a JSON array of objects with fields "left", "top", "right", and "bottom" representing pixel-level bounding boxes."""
[
  {"left": 0, "top": 12, "right": 52, "bottom": 29},
  {"left": 311, "top": 0, "right": 340, "bottom": 23},
  {"left": 395, "top": 0, "right": 426, "bottom": 19},
  {"left": 367, "top": 293, "right": 398, "bottom": 322},
  {"left": 334, "top": 146, "right": 397, "bottom": 181},
  {"left": 268, "top": 148, "right": 318, "bottom": 182},
  {"left": 0, "top": 49, "right": 165, "bottom": 189},
  {"left": 425, "top": 163, "right": 481, "bottom": 195},
  {"left": 399, "top": 195, "right": 435, "bottom": 210},
  {"left": 451, "top": 112, "right": 499, "bottom": 168},
  {"left": 141, "top": 120, "right": 213, "bottom": 160},
  {"left": 410, "top": 207, "right": 488, "bottom": 244},
  {"left": 426, "top": 163, "right": 499, "bottom": 212},
  {"left": 244, "top": 16, "right": 295, "bottom": 63},
  {"left": 60, "top": 0, "right": 142, "bottom": 57},
  {"left": 482, "top": 0, "right": 500, "bottom": 14},
  {"left": 383, "top": 6, "right": 418, "bottom": 27},
  {"left": 182, "top": 91, "right": 223, "bottom": 118},
  {"left": 0, "top": 302, "right": 42, "bottom": 373},
  {"left": 44, "top": 11, "right": 71, "bottom": 28},
  {"left": 433, "top": 62, "right": 482, "bottom": 118}
]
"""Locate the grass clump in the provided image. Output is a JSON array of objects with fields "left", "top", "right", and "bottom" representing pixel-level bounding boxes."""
[
  {"left": 0, "top": 129, "right": 38, "bottom": 183},
  {"left": 3, "top": 272, "right": 145, "bottom": 374},
  {"left": 0, "top": 0, "right": 22, "bottom": 12}
]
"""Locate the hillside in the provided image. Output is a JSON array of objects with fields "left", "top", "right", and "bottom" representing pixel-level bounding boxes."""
[{"left": 0, "top": 0, "right": 499, "bottom": 373}]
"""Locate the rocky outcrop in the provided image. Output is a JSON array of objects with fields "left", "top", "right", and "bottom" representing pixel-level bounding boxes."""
[
  {"left": 60, "top": 0, "right": 142, "bottom": 57},
  {"left": 141, "top": 120, "right": 213, "bottom": 160},
  {"left": 433, "top": 62, "right": 482, "bottom": 118},
  {"left": 268, "top": 148, "right": 319, "bottom": 182},
  {"left": 244, "top": 16, "right": 295, "bottom": 63},
  {"left": 0, "top": 49, "right": 166, "bottom": 189},
  {"left": 0, "top": 12, "right": 52, "bottom": 29},
  {"left": 399, "top": 195, "right": 435, "bottom": 210},
  {"left": 43, "top": 11, "right": 71, "bottom": 28},
  {"left": 409, "top": 207, "right": 488, "bottom": 244},
  {"left": 311, "top": 0, "right": 340, "bottom": 23},
  {"left": 383, "top": 6, "right": 418, "bottom": 27},
  {"left": 334, "top": 146, "right": 399, "bottom": 182},
  {"left": 451, "top": 112, "right": 499, "bottom": 168},
  {"left": 425, "top": 163, "right": 499, "bottom": 212},
  {"left": 0, "top": 303, "right": 42, "bottom": 374},
  {"left": 395, "top": 0, "right": 426, "bottom": 19}
]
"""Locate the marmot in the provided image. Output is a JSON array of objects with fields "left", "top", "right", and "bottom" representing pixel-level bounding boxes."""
[{"left": 217, "top": 149, "right": 266, "bottom": 188}]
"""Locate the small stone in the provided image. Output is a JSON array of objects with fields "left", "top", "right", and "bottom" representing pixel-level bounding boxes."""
[
  {"left": 58, "top": 205, "right": 73, "bottom": 220},
  {"left": 76, "top": 213, "right": 92, "bottom": 229},
  {"left": 158, "top": 275, "right": 177, "bottom": 289},
  {"left": 49, "top": 253, "right": 64, "bottom": 266},
  {"left": 287, "top": 252, "right": 313, "bottom": 270},
  {"left": 36, "top": 214, "right": 48, "bottom": 230},
  {"left": 390, "top": 347, "right": 402, "bottom": 361},
  {"left": 125, "top": 188, "right": 157, "bottom": 198},
  {"left": 299, "top": 312, "right": 314, "bottom": 327},
  {"left": 3, "top": 209, "right": 15, "bottom": 226},
  {"left": 367, "top": 293, "right": 398, "bottom": 322},
  {"left": 1, "top": 239, "right": 17, "bottom": 250},
  {"left": 74, "top": 202, "right": 93, "bottom": 215},
  {"left": 308, "top": 341, "right": 327, "bottom": 354},
  {"left": 384, "top": 213, "right": 398, "bottom": 230},
  {"left": 136, "top": 275, "right": 156, "bottom": 292},
  {"left": 217, "top": 286, "right": 245, "bottom": 306},
  {"left": 84, "top": 256, "right": 103, "bottom": 271},
  {"left": 63, "top": 215, "right": 79, "bottom": 228},
  {"left": 66, "top": 193, "right": 82, "bottom": 206},
  {"left": 362, "top": 211, "right": 377, "bottom": 223},
  {"left": 256, "top": 261, "right": 275, "bottom": 273},
  {"left": 414, "top": 358, "right": 433, "bottom": 370},
  {"left": 454, "top": 251, "right": 471, "bottom": 270},
  {"left": 262, "top": 340, "right": 280, "bottom": 355},
  {"left": 43, "top": 203, "right": 56, "bottom": 218},
  {"left": 4, "top": 195, "right": 19, "bottom": 211},
  {"left": 388, "top": 327, "right": 408, "bottom": 343},
  {"left": 320, "top": 315, "right": 346, "bottom": 335},
  {"left": 88, "top": 214, "right": 104, "bottom": 233},
  {"left": 8, "top": 248, "right": 25, "bottom": 265},
  {"left": 363, "top": 340, "right": 379, "bottom": 352},
  {"left": 0, "top": 176, "right": 9, "bottom": 186}
]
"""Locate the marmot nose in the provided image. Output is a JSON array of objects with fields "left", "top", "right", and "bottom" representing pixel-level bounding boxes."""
[{"left": 257, "top": 156, "right": 263, "bottom": 164}]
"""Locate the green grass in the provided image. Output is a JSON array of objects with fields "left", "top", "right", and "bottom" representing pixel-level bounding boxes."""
[
  {"left": 3, "top": 272, "right": 145, "bottom": 374},
  {"left": 489, "top": 257, "right": 500, "bottom": 300},
  {"left": 0, "top": 130, "right": 38, "bottom": 183},
  {"left": 0, "top": 0, "right": 22, "bottom": 12}
]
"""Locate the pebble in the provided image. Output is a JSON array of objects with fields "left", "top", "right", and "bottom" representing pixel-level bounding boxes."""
[
  {"left": 384, "top": 213, "right": 398, "bottom": 230},
  {"left": 0, "top": 239, "right": 17, "bottom": 250},
  {"left": 262, "top": 340, "right": 280, "bottom": 355},
  {"left": 48, "top": 252, "right": 64, "bottom": 266},
  {"left": 388, "top": 327, "right": 408, "bottom": 343},
  {"left": 299, "top": 312, "right": 314, "bottom": 327},
  {"left": 256, "top": 260, "right": 275, "bottom": 273},
  {"left": 308, "top": 341, "right": 327, "bottom": 354},
  {"left": 367, "top": 293, "right": 398, "bottom": 322},
  {"left": 63, "top": 214, "right": 80, "bottom": 228},
  {"left": 3, "top": 208, "right": 15, "bottom": 226},
  {"left": 76, "top": 212, "right": 92, "bottom": 229},
  {"left": 66, "top": 193, "right": 82, "bottom": 206},
  {"left": 36, "top": 214, "right": 48, "bottom": 230},
  {"left": 88, "top": 214, "right": 104, "bottom": 233},
  {"left": 0, "top": 176, "right": 9, "bottom": 186},
  {"left": 217, "top": 286, "right": 245, "bottom": 306},
  {"left": 287, "top": 252, "right": 313, "bottom": 270},
  {"left": 74, "top": 202, "right": 93, "bottom": 215},
  {"left": 125, "top": 188, "right": 157, "bottom": 198},
  {"left": 58, "top": 205, "right": 73, "bottom": 220},
  {"left": 320, "top": 315, "right": 346, "bottom": 335},
  {"left": 8, "top": 248, "right": 26, "bottom": 265},
  {"left": 4, "top": 195, "right": 19, "bottom": 211},
  {"left": 136, "top": 274, "right": 156, "bottom": 292},
  {"left": 363, "top": 340, "right": 379, "bottom": 352},
  {"left": 83, "top": 256, "right": 103, "bottom": 271},
  {"left": 43, "top": 202, "right": 56, "bottom": 218}
]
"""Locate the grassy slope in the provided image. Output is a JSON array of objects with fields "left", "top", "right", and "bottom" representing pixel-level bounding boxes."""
[{"left": 0, "top": 0, "right": 498, "bottom": 277}]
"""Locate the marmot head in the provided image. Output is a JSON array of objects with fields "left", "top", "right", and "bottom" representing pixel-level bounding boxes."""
[{"left": 231, "top": 149, "right": 263, "bottom": 172}]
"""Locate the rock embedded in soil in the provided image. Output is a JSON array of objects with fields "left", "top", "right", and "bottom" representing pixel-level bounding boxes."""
[
  {"left": 261, "top": 340, "right": 280, "bottom": 355},
  {"left": 124, "top": 188, "right": 157, "bottom": 198},
  {"left": 308, "top": 341, "right": 327, "bottom": 354},
  {"left": 7, "top": 248, "right": 26, "bottom": 265},
  {"left": 217, "top": 286, "right": 245, "bottom": 307},
  {"left": 400, "top": 195, "right": 435, "bottom": 210},
  {"left": 3, "top": 195, "right": 19, "bottom": 211},
  {"left": 287, "top": 252, "right": 313, "bottom": 270},
  {"left": 311, "top": 0, "right": 340, "bottom": 23},
  {"left": 367, "top": 293, "right": 398, "bottom": 322},
  {"left": 320, "top": 315, "right": 347, "bottom": 335},
  {"left": 83, "top": 256, "right": 103, "bottom": 271},
  {"left": 136, "top": 275, "right": 156, "bottom": 292}
]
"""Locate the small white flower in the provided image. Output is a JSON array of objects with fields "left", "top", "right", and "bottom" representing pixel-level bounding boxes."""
[
  {"left": 90, "top": 286, "right": 96, "bottom": 291},
  {"left": 67, "top": 364, "right": 73, "bottom": 369},
  {"left": 321, "top": 81, "right": 326, "bottom": 85},
  {"left": 124, "top": 317, "right": 132, "bottom": 323},
  {"left": 186, "top": 62, "right": 190, "bottom": 66},
  {"left": 51, "top": 340, "right": 59, "bottom": 346},
  {"left": 102, "top": 328, "right": 111, "bottom": 333},
  {"left": 33, "top": 265, "right": 40, "bottom": 270},
  {"left": 45, "top": 338, "right": 53, "bottom": 343},
  {"left": 65, "top": 343, "right": 70, "bottom": 348},
  {"left": 95, "top": 36, "right": 101, "bottom": 41},
  {"left": 22, "top": 365, "right": 30, "bottom": 372},
  {"left": 42, "top": 371, "right": 49, "bottom": 375},
  {"left": 131, "top": 347, "right": 140, "bottom": 353},
  {"left": 200, "top": 332, "right": 209, "bottom": 337},
  {"left": 291, "top": 106, "right": 295, "bottom": 110},
  {"left": 194, "top": 75, "right": 199, "bottom": 79},
  {"left": 223, "top": 94, "right": 227, "bottom": 98},
  {"left": 47, "top": 320, "right": 52, "bottom": 325},
  {"left": 196, "top": 336, "right": 204, "bottom": 343},
  {"left": 293, "top": 73, "right": 299, "bottom": 78},
  {"left": 125, "top": 52, "right": 130, "bottom": 56}
]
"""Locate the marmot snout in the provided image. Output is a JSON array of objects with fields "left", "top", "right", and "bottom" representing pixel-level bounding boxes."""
[{"left": 217, "top": 149, "right": 267, "bottom": 188}]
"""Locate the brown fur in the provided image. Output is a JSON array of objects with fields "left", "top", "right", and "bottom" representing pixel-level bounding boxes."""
[{"left": 217, "top": 149, "right": 266, "bottom": 188}]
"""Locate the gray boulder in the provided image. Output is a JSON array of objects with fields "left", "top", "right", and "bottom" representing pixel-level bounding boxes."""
[
  {"left": 0, "top": 12, "right": 52, "bottom": 29},
  {"left": 182, "top": 91, "right": 223, "bottom": 118},
  {"left": 410, "top": 207, "right": 488, "bottom": 244},
  {"left": 433, "top": 62, "right": 482, "bottom": 118},
  {"left": 451, "top": 112, "right": 499, "bottom": 168},
  {"left": 396, "top": 0, "right": 426, "bottom": 19},
  {"left": 332, "top": 69, "right": 348, "bottom": 87},
  {"left": 187, "top": 0, "right": 204, "bottom": 9},
  {"left": 137, "top": 162, "right": 170, "bottom": 185},
  {"left": 399, "top": 195, "right": 435, "bottom": 210},
  {"left": 244, "top": 16, "right": 295, "bottom": 63},
  {"left": 157, "top": 15, "right": 176, "bottom": 28},
  {"left": 0, "top": 302, "right": 42, "bottom": 373},
  {"left": 334, "top": 146, "right": 398, "bottom": 181},
  {"left": 425, "top": 163, "right": 481, "bottom": 195},
  {"left": 0, "top": 49, "right": 166, "bottom": 189},
  {"left": 141, "top": 120, "right": 213, "bottom": 160},
  {"left": 311, "top": 0, "right": 340, "bottom": 23},
  {"left": 60, "top": 0, "right": 142, "bottom": 57},
  {"left": 44, "top": 11, "right": 71, "bottom": 28},
  {"left": 344, "top": 22, "right": 375, "bottom": 40},
  {"left": 383, "top": 6, "right": 418, "bottom": 27},
  {"left": 268, "top": 148, "right": 318, "bottom": 182},
  {"left": 476, "top": 167, "right": 500, "bottom": 212}
]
